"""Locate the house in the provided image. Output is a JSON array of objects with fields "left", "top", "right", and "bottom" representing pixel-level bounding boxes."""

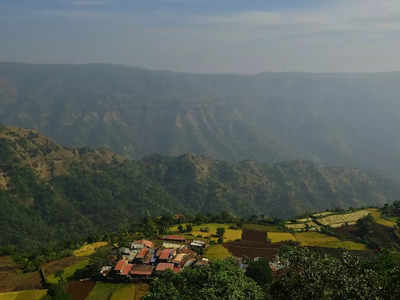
[
  {"left": 190, "top": 240, "right": 206, "bottom": 249},
  {"left": 183, "top": 258, "right": 196, "bottom": 268},
  {"left": 131, "top": 264, "right": 154, "bottom": 279},
  {"left": 155, "top": 262, "right": 175, "bottom": 272},
  {"left": 172, "top": 253, "right": 187, "bottom": 266},
  {"left": 162, "top": 242, "right": 184, "bottom": 250},
  {"left": 114, "top": 259, "right": 128, "bottom": 272},
  {"left": 158, "top": 248, "right": 174, "bottom": 262},
  {"left": 162, "top": 235, "right": 186, "bottom": 243},
  {"left": 135, "top": 248, "right": 150, "bottom": 262},
  {"left": 143, "top": 249, "right": 154, "bottom": 264},
  {"left": 120, "top": 263, "right": 134, "bottom": 276},
  {"left": 131, "top": 239, "right": 154, "bottom": 249},
  {"left": 100, "top": 266, "right": 112, "bottom": 277}
]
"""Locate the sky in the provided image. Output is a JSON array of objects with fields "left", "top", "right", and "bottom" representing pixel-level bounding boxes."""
[{"left": 1, "top": 0, "right": 400, "bottom": 74}]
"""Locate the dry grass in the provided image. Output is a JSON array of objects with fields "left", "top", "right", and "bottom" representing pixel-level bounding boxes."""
[
  {"left": 73, "top": 242, "right": 108, "bottom": 257},
  {"left": 294, "top": 232, "right": 366, "bottom": 250},
  {"left": 267, "top": 232, "right": 296, "bottom": 243}
]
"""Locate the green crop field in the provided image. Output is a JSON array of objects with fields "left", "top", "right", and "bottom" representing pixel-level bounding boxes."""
[
  {"left": 87, "top": 282, "right": 148, "bottom": 300},
  {"left": 73, "top": 242, "right": 108, "bottom": 257},
  {"left": 204, "top": 245, "right": 232, "bottom": 260},
  {"left": 47, "top": 259, "right": 89, "bottom": 284},
  {"left": 0, "top": 289, "right": 47, "bottom": 300}
]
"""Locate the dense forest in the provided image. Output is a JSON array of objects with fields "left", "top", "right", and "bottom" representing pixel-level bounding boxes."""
[
  {"left": 1, "top": 63, "right": 400, "bottom": 180},
  {"left": 1, "top": 125, "right": 399, "bottom": 251}
]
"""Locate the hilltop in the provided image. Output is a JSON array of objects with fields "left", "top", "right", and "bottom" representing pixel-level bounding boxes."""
[{"left": 1, "top": 125, "right": 399, "bottom": 250}]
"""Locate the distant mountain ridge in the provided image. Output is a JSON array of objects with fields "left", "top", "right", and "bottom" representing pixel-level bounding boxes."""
[
  {"left": 1, "top": 63, "right": 400, "bottom": 179},
  {"left": 1, "top": 125, "right": 399, "bottom": 249}
]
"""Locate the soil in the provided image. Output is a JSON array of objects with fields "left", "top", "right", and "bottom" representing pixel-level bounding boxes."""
[{"left": 67, "top": 280, "right": 96, "bottom": 300}]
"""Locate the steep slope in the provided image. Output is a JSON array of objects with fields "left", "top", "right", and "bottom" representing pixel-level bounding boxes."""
[
  {"left": 1, "top": 63, "right": 400, "bottom": 177},
  {"left": 0, "top": 126, "right": 399, "bottom": 249}
]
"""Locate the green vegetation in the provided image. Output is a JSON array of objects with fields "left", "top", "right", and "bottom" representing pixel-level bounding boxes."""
[
  {"left": 204, "top": 245, "right": 232, "bottom": 260},
  {"left": 143, "top": 259, "right": 263, "bottom": 300},
  {"left": 171, "top": 223, "right": 242, "bottom": 242},
  {"left": 85, "top": 283, "right": 148, "bottom": 300},
  {"left": 0, "top": 290, "right": 47, "bottom": 300},
  {"left": 86, "top": 283, "right": 122, "bottom": 300}
]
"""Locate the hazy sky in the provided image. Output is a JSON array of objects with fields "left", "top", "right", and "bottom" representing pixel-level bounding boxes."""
[{"left": 1, "top": 0, "right": 400, "bottom": 73}]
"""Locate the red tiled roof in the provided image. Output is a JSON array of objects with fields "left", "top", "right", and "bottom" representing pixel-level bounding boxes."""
[
  {"left": 120, "top": 263, "right": 133, "bottom": 275},
  {"left": 114, "top": 259, "right": 127, "bottom": 271},
  {"left": 159, "top": 249, "right": 172, "bottom": 260},
  {"left": 163, "top": 235, "right": 186, "bottom": 241},
  {"left": 131, "top": 264, "right": 154, "bottom": 276},
  {"left": 136, "top": 247, "right": 149, "bottom": 259},
  {"left": 156, "top": 263, "right": 174, "bottom": 272},
  {"left": 133, "top": 239, "right": 154, "bottom": 248}
]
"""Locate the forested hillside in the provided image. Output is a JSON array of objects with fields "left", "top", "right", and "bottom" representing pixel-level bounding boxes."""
[
  {"left": 1, "top": 125, "right": 399, "bottom": 249},
  {"left": 1, "top": 63, "right": 400, "bottom": 178}
]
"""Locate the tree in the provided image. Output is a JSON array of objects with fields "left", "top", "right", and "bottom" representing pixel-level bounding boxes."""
[
  {"left": 178, "top": 224, "right": 184, "bottom": 233},
  {"left": 216, "top": 228, "right": 225, "bottom": 238},
  {"left": 186, "top": 224, "right": 192, "bottom": 233},
  {"left": 245, "top": 258, "right": 272, "bottom": 286},
  {"left": 144, "top": 259, "right": 264, "bottom": 300}
]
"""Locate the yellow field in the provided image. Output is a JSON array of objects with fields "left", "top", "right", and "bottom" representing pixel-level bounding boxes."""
[
  {"left": 0, "top": 289, "right": 47, "bottom": 300},
  {"left": 367, "top": 208, "right": 396, "bottom": 227},
  {"left": 87, "top": 282, "right": 148, "bottom": 300},
  {"left": 317, "top": 210, "right": 370, "bottom": 227},
  {"left": 47, "top": 259, "right": 89, "bottom": 284},
  {"left": 170, "top": 223, "right": 242, "bottom": 242},
  {"left": 204, "top": 245, "right": 232, "bottom": 260},
  {"left": 267, "top": 232, "right": 296, "bottom": 243},
  {"left": 73, "top": 242, "right": 108, "bottom": 257}
]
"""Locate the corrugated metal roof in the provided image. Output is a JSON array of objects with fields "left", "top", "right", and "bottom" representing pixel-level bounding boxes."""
[
  {"left": 131, "top": 264, "right": 154, "bottom": 276},
  {"left": 114, "top": 259, "right": 127, "bottom": 271},
  {"left": 162, "top": 235, "right": 186, "bottom": 241},
  {"left": 120, "top": 263, "right": 133, "bottom": 275},
  {"left": 136, "top": 247, "right": 149, "bottom": 259},
  {"left": 159, "top": 249, "right": 172, "bottom": 260}
]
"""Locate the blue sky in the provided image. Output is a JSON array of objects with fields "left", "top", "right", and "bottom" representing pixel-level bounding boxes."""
[{"left": 1, "top": 0, "right": 400, "bottom": 73}]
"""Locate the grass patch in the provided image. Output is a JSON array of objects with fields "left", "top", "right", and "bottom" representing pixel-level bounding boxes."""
[
  {"left": 267, "top": 232, "right": 296, "bottom": 243},
  {"left": 87, "top": 283, "right": 148, "bottom": 300},
  {"left": 170, "top": 223, "right": 242, "bottom": 242},
  {"left": 73, "top": 242, "right": 108, "bottom": 257},
  {"left": 47, "top": 259, "right": 89, "bottom": 284},
  {"left": 0, "top": 289, "right": 47, "bottom": 300},
  {"left": 242, "top": 224, "right": 281, "bottom": 232},
  {"left": 367, "top": 208, "right": 396, "bottom": 227},
  {"left": 204, "top": 245, "right": 232, "bottom": 260}
]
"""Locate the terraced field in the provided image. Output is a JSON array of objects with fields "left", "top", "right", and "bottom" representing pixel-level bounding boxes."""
[
  {"left": 317, "top": 210, "right": 370, "bottom": 227},
  {"left": 0, "top": 289, "right": 47, "bottom": 300},
  {"left": 47, "top": 259, "right": 89, "bottom": 284},
  {"left": 267, "top": 232, "right": 296, "bottom": 243},
  {"left": 242, "top": 224, "right": 281, "bottom": 232}
]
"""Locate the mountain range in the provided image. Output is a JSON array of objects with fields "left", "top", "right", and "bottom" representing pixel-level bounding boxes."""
[
  {"left": 1, "top": 63, "right": 400, "bottom": 179},
  {"left": 1, "top": 125, "right": 399, "bottom": 249}
]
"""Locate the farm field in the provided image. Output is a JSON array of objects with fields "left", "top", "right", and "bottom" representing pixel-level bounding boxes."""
[
  {"left": 367, "top": 208, "right": 396, "bottom": 227},
  {"left": 0, "top": 289, "right": 47, "bottom": 300},
  {"left": 47, "top": 259, "right": 89, "bottom": 284},
  {"left": 67, "top": 281, "right": 96, "bottom": 300},
  {"left": 316, "top": 210, "right": 370, "bottom": 227},
  {"left": 86, "top": 282, "right": 148, "bottom": 300},
  {"left": 242, "top": 224, "right": 281, "bottom": 232},
  {"left": 204, "top": 245, "right": 232, "bottom": 260},
  {"left": 294, "top": 232, "right": 366, "bottom": 250},
  {"left": 73, "top": 242, "right": 108, "bottom": 257},
  {"left": 267, "top": 232, "right": 296, "bottom": 243},
  {"left": 170, "top": 223, "right": 242, "bottom": 242}
]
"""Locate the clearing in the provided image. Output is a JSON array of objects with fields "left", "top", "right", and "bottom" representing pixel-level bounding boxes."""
[
  {"left": 170, "top": 223, "right": 242, "bottom": 242},
  {"left": 204, "top": 245, "right": 232, "bottom": 260},
  {"left": 366, "top": 208, "right": 396, "bottom": 227},
  {"left": 73, "top": 242, "right": 108, "bottom": 257},
  {"left": 46, "top": 259, "right": 89, "bottom": 284}
]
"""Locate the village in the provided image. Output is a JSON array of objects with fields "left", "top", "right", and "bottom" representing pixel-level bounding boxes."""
[{"left": 100, "top": 235, "right": 209, "bottom": 281}]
